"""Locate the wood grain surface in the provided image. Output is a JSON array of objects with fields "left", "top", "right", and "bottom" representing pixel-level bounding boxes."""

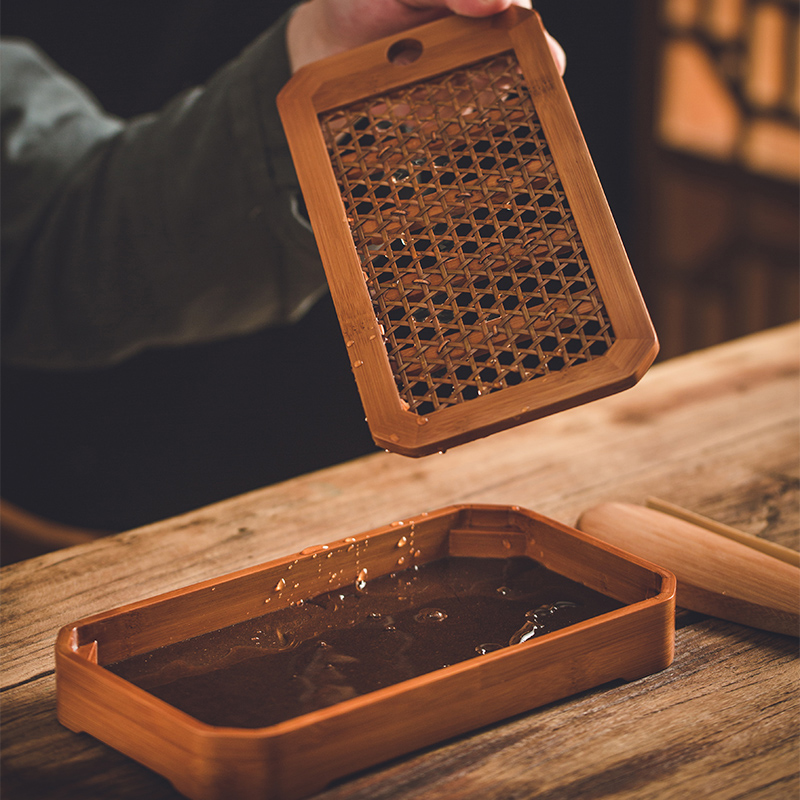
[{"left": 2, "top": 322, "right": 798, "bottom": 799}]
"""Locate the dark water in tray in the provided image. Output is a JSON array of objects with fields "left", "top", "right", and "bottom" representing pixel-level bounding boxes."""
[{"left": 108, "top": 556, "right": 621, "bottom": 727}]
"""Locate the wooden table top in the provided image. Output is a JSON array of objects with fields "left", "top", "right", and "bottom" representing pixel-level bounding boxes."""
[{"left": 2, "top": 322, "right": 798, "bottom": 800}]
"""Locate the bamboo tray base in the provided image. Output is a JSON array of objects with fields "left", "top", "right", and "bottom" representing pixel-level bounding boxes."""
[{"left": 56, "top": 505, "right": 675, "bottom": 800}]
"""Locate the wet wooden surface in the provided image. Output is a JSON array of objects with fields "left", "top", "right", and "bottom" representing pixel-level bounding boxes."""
[{"left": 2, "top": 322, "right": 798, "bottom": 799}]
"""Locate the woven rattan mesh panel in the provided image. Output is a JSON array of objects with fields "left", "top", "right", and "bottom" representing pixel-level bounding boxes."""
[{"left": 318, "top": 52, "right": 616, "bottom": 416}]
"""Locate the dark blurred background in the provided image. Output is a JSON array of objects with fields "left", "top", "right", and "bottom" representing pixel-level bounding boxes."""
[{"left": 1, "top": 1, "right": 796, "bottom": 556}]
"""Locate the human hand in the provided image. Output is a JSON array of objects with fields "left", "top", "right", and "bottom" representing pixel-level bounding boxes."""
[{"left": 286, "top": 0, "right": 565, "bottom": 75}]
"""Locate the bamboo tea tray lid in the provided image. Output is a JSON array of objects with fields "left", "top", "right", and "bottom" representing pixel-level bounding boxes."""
[{"left": 278, "top": 8, "right": 658, "bottom": 455}]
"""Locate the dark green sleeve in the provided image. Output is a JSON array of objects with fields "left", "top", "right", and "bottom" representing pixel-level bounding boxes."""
[{"left": 0, "top": 7, "right": 326, "bottom": 369}]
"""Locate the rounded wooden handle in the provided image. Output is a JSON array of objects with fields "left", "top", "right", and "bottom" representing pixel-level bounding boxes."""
[{"left": 577, "top": 503, "right": 799, "bottom": 637}]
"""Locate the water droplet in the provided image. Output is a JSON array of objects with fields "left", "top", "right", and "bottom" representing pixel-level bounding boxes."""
[
  {"left": 509, "top": 621, "right": 542, "bottom": 646},
  {"left": 525, "top": 607, "right": 550, "bottom": 621},
  {"left": 301, "top": 544, "right": 326, "bottom": 555},
  {"left": 554, "top": 600, "right": 578, "bottom": 609},
  {"left": 396, "top": 535, "right": 408, "bottom": 547},
  {"left": 347, "top": 543, "right": 356, "bottom": 552},
  {"left": 476, "top": 643, "right": 504, "bottom": 655},
  {"left": 353, "top": 360, "right": 364, "bottom": 368},
  {"left": 344, "top": 537, "right": 356, "bottom": 543},
  {"left": 496, "top": 585, "right": 511, "bottom": 597},
  {"left": 397, "top": 556, "right": 406, "bottom": 566},
  {"left": 345, "top": 339, "right": 355, "bottom": 348},
  {"left": 391, "top": 521, "right": 404, "bottom": 528},
  {"left": 416, "top": 416, "right": 429, "bottom": 426},
  {"left": 264, "top": 597, "right": 271, "bottom": 604},
  {"left": 356, "top": 567, "right": 368, "bottom": 590},
  {"left": 413, "top": 549, "right": 422, "bottom": 559},
  {"left": 415, "top": 608, "right": 448, "bottom": 623},
  {"left": 275, "top": 578, "right": 286, "bottom": 591},
  {"left": 502, "top": 538, "right": 512, "bottom": 549}
]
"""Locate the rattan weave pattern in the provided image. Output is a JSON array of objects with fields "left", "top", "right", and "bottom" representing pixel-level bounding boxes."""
[{"left": 319, "top": 52, "right": 615, "bottom": 416}]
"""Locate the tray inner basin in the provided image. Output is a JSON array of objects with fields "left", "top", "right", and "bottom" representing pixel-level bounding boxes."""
[{"left": 106, "top": 554, "right": 623, "bottom": 728}]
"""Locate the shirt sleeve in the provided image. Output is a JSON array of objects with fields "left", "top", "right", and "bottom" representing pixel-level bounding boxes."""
[{"left": 0, "top": 7, "right": 326, "bottom": 369}]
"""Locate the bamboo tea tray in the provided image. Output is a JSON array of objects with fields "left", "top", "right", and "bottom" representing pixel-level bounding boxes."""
[
  {"left": 56, "top": 505, "right": 675, "bottom": 800},
  {"left": 278, "top": 9, "right": 658, "bottom": 455}
]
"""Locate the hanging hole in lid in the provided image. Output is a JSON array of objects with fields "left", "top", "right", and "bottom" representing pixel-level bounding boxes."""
[{"left": 387, "top": 38, "right": 423, "bottom": 65}]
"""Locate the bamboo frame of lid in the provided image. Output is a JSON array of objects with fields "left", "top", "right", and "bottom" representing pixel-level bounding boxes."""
[{"left": 277, "top": 8, "right": 658, "bottom": 455}]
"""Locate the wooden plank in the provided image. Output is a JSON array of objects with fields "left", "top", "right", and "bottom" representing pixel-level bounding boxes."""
[
  {"left": 2, "top": 620, "right": 796, "bottom": 799},
  {"left": 1, "top": 322, "right": 798, "bottom": 798},
  {"left": 1, "top": 325, "right": 797, "bottom": 687}
]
